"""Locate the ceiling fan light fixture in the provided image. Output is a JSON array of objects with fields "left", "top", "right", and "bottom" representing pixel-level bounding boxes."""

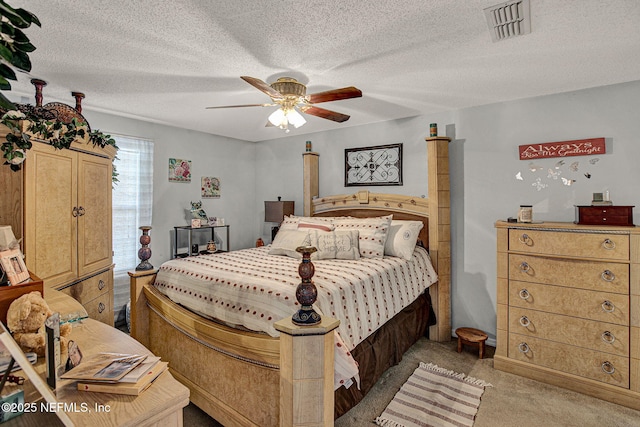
[
  {"left": 286, "top": 108, "right": 306, "bottom": 128},
  {"left": 268, "top": 108, "right": 287, "bottom": 128}
]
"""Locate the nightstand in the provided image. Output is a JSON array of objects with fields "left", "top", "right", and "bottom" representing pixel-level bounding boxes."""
[{"left": 173, "top": 224, "right": 230, "bottom": 258}]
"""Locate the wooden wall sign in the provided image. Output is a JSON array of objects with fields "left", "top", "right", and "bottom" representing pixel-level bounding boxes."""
[{"left": 519, "top": 137, "right": 605, "bottom": 160}]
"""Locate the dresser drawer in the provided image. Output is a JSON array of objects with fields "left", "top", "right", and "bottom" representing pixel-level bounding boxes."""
[
  {"left": 508, "top": 307, "right": 629, "bottom": 357},
  {"left": 60, "top": 270, "right": 112, "bottom": 304},
  {"left": 508, "top": 229, "right": 629, "bottom": 260},
  {"left": 509, "top": 281, "right": 629, "bottom": 325},
  {"left": 84, "top": 292, "right": 112, "bottom": 326},
  {"left": 508, "top": 333, "right": 629, "bottom": 388},
  {"left": 509, "top": 254, "right": 629, "bottom": 294}
]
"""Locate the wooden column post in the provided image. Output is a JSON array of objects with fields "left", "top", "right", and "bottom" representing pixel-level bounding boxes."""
[
  {"left": 128, "top": 269, "right": 156, "bottom": 348},
  {"left": 303, "top": 152, "right": 319, "bottom": 216},
  {"left": 275, "top": 316, "right": 339, "bottom": 427},
  {"left": 426, "top": 136, "right": 452, "bottom": 342}
]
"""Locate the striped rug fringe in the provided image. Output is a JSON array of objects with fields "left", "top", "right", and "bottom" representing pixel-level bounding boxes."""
[
  {"left": 375, "top": 362, "right": 491, "bottom": 427},
  {"left": 419, "top": 362, "right": 493, "bottom": 388}
]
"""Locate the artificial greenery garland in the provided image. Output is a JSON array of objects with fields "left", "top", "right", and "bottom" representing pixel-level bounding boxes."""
[{"left": 1, "top": 109, "right": 119, "bottom": 182}]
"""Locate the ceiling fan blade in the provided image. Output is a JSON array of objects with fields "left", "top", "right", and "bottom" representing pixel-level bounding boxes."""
[
  {"left": 205, "top": 103, "right": 275, "bottom": 109},
  {"left": 241, "top": 76, "right": 284, "bottom": 100},
  {"left": 307, "top": 86, "right": 362, "bottom": 104},
  {"left": 300, "top": 105, "right": 351, "bottom": 123}
]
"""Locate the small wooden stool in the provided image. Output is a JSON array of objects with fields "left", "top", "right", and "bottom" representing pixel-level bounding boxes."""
[{"left": 456, "top": 327, "right": 488, "bottom": 359}]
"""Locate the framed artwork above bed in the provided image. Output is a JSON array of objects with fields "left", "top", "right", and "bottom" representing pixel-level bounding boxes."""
[{"left": 345, "top": 143, "right": 403, "bottom": 186}]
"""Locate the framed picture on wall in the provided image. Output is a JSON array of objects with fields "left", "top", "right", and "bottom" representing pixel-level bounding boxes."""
[
  {"left": 345, "top": 143, "right": 403, "bottom": 186},
  {"left": 201, "top": 177, "right": 220, "bottom": 198},
  {"left": 0, "top": 248, "right": 30, "bottom": 285},
  {"left": 168, "top": 158, "right": 191, "bottom": 182}
]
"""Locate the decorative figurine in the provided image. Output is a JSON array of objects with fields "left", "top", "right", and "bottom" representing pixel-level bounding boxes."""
[{"left": 190, "top": 201, "right": 208, "bottom": 225}]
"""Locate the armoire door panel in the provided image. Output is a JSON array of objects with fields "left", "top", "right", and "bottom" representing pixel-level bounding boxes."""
[
  {"left": 24, "top": 144, "right": 78, "bottom": 287},
  {"left": 77, "top": 154, "right": 113, "bottom": 276}
]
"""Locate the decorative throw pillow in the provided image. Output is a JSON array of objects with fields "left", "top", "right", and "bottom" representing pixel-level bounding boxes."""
[
  {"left": 268, "top": 230, "right": 312, "bottom": 259},
  {"left": 332, "top": 215, "right": 392, "bottom": 258},
  {"left": 312, "top": 230, "right": 360, "bottom": 260},
  {"left": 297, "top": 218, "right": 335, "bottom": 232},
  {"left": 384, "top": 220, "right": 424, "bottom": 260},
  {"left": 278, "top": 215, "right": 300, "bottom": 231}
]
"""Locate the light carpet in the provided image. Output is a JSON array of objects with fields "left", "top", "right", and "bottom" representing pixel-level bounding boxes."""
[{"left": 375, "top": 362, "right": 492, "bottom": 427}]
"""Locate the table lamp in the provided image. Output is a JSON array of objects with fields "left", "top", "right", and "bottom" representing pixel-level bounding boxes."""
[{"left": 265, "top": 198, "right": 294, "bottom": 241}]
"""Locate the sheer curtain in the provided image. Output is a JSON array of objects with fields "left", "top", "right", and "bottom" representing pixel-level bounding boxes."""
[{"left": 111, "top": 134, "right": 154, "bottom": 326}]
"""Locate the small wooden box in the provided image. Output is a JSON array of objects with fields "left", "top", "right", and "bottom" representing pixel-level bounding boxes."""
[
  {"left": 0, "top": 271, "right": 44, "bottom": 325},
  {"left": 575, "top": 205, "right": 634, "bottom": 226}
]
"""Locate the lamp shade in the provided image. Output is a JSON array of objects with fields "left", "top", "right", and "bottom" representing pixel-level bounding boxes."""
[
  {"left": 265, "top": 200, "right": 295, "bottom": 223},
  {"left": 0, "top": 226, "right": 18, "bottom": 251}
]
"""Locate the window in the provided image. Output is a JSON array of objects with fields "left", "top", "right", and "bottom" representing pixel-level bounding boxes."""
[{"left": 111, "top": 134, "right": 154, "bottom": 326}]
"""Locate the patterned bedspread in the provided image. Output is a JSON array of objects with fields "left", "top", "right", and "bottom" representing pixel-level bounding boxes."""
[{"left": 153, "top": 245, "right": 438, "bottom": 389}]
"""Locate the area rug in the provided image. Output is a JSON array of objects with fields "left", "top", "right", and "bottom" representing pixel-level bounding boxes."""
[{"left": 375, "top": 362, "right": 492, "bottom": 427}]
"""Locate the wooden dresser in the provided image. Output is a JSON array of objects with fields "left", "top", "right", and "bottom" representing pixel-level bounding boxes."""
[{"left": 495, "top": 220, "right": 640, "bottom": 410}]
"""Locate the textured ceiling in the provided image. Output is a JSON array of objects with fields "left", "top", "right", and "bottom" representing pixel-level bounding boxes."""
[{"left": 8, "top": 0, "right": 640, "bottom": 142}]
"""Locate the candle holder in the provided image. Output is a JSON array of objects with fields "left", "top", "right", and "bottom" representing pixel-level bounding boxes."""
[
  {"left": 136, "top": 226, "right": 153, "bottom": 271},
  {"left": 292, "top": 246, "right": 321, "bottom": 326}
]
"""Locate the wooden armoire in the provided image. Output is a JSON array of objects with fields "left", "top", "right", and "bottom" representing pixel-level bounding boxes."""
[{"left": 0, "top": 124, "right": 116, "bottom": 326}]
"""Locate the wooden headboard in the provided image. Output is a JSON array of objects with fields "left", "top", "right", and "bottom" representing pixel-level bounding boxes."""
[{"left": 302, "top": 136, "right": 452, "bottom": 342}]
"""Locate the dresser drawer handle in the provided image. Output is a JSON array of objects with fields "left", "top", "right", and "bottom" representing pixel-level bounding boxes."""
[
  {"left": 519, "top": 262, "right": 531, "bottom": 273},
  {"left": 518, "top": 289, "right": 531, "bottom": 300},
  {"left": 519, "top": 316, "right": 530, "bottom": 327},
  {"left": 602, "top": 239, "right": 616, "bottom": 250},
  {"left": 601, "top": 270, "right": 615, "bottom": 282},
  {"left": 518, "top": 342, "right": 530, "bottom": 354},
  {"left": 601, "top": 361, "right": 615, "bottom": 375},
  {"left": 98, "top": 280, "right": 105, "bottom": 290},
  {"left": 601, "top": 300, "right": 615, "bottom": 313},
  {"left": 601, "top": 331, "right": 616, "bottom": 344},
  {"left": 518, "top": 234, "right": 533, "bottom": 246},
  {"left": 98, "top": 302, "right": 105, "bottom": 313}
]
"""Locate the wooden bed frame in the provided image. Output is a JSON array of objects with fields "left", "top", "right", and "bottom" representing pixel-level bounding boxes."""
[{"left": 129, "top": 136, "right": 451, "bottom": 426}]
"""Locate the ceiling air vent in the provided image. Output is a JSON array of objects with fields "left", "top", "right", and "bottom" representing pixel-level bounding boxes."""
[{"left": 484, "top": 0, "right": 531, "bottom": 42}]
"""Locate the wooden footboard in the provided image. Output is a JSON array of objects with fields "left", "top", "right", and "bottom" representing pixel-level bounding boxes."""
[{"left": 129, "top": 270, "right": 338, "bottom": 427}]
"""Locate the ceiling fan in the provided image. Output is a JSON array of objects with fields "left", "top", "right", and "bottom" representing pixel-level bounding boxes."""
[{"left": 206, "top": 76, "right": 362, "bottom": 132}]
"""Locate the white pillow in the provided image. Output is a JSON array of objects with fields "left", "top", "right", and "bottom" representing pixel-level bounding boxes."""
[
  {"left": 384, "top": 220, "right": 424, "bottom": 260},
  {"left": 297, "top": 218, "right": 335, "bottom": 232},
  {"left": 333, "top": 215, "right": 392, "bottom": 258},
  {"left": 268, "top": 230, "right": 312, "bottom": 259},
  {"left": 278, "top": 215, "right": 301, "bottom": 231},
  {"left": 312, "top": 230, "right": 360, "bottom": 260}
]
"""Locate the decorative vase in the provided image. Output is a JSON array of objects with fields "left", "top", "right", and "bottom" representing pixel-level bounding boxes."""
[
  {"left": 292, "top": 246, "right": 321, "bottom": 326},
  {"left": 136, "top": 226, "right": 153, "bottom": 271}
]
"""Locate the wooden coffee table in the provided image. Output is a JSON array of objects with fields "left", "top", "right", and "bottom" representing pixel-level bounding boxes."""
[{"left": 3, "top": 289, "right": 190, "bottom": 426}]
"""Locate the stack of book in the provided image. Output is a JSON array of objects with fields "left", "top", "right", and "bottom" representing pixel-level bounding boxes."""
[{"left": 61, "top": 353, "right": 168, "bottom": 395}]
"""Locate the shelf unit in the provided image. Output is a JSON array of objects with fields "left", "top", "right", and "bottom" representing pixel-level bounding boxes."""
[{"left": 173, "top": 225, "right": 230, "bottom": 258}]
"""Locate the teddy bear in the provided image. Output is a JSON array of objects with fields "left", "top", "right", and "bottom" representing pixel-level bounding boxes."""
[{"left": 6, "top": 291, "right": 72, "bottom": 360}]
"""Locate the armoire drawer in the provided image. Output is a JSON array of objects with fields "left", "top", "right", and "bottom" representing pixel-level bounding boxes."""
[
  {"left": 508, "top": 333, "right": 629, "bottom": 388},
  {"left": 508, "top": 254, "right": 629, "bottom": 294},
  {"left": 508, "top": 229, "right": 629, "bottom": 261},
  {"left": 60, "top": 270, "right": 112, "bottom": 304},
  {"left": 508, "top": 306, "right": 629, "bottom": 357},
  {"left": 84, "top": 292, "right": 112, "bottom": 325},
  {"left": 509, "top": 281, "right": 629, "bottom": 326}
]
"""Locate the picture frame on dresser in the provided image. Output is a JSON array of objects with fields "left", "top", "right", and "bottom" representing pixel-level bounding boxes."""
[{"left": 0, "top": 248, "right": 30, "bottom": 286}]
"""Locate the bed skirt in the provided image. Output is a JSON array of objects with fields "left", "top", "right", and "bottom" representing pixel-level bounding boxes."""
[{"left": 335, "top": 291, "right": 433, "bottom": 419}]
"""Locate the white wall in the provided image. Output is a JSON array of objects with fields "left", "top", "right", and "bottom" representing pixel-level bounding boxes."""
[
  {"left": 13, "top": 80, "right": 638, "bottom": 342},
  {"left": 82, "top": 111, "right": 257, "bottom": 264},
  {"left": 256, "top": 80, "right": 640, "bottom": 344}
]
